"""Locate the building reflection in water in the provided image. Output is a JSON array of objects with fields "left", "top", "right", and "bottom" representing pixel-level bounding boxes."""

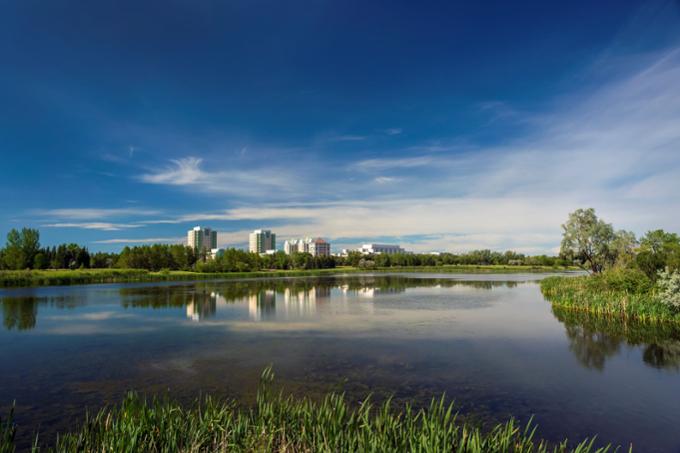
[
  {"left": 185, "top": 291, "right": 219, "bottom": 322},
  {"left": 245, "top": 287, "right": 333, "bottom": 321},
  {"left": 248, "top": 290, "right": 277, "bottom": 321}
]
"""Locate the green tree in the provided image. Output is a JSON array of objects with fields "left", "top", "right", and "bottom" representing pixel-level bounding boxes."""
[
  {"left": 611, "top": 230, "right": 638, "bottom": 268},
  {"left": 636, "top": 230, "right": 680, "bottom": 278},
  {"left": 2, "top": 228, "right": 40, "bottom": 269},
  {"left": 559, "top": 208, "right": 616, "bottom": 273}
]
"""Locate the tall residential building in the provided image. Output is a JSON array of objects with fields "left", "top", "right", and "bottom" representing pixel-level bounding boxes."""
[
  {"left": 187, "top": 226, "right": 217, "bottom": 254},
  {"left": 309, "top": 238, "right": 331, "bottom": 257},
  {"left": 359, "top": 244, "right": 405, "bottom": 255},
  {"left": 249, "top": 229, "right": 276, "bottom": 254},
  {"left": 284, "top": 237, "right": 331, "bottom": 257},
  {"left": 283, "top": 239, "right": 299, "bottom": 254}
]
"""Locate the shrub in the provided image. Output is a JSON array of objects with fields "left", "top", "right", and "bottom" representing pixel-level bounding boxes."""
[
  {"left": 657, "top": 268, "right": 680, "bottom": 311},
  {"left": 599, "top": 267, "right": 653, "bottom": 294}
]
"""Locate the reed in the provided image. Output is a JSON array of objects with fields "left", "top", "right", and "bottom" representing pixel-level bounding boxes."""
[
  {"left": 0, "top": 369, "right": 617, "bottom": 453},
  {"left": 541, "top": 274, "right": 680, "bottom": 324}
]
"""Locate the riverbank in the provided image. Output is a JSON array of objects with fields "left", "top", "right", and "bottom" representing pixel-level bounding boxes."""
[
  {"left": 1, "top": 370, "right": 610, "bottom": 452},
  {"left": 0, "top": 265, "right": 574, "bottom": 288},
  {"left": 541, "top": 274, "right": 680, "bottom": 324}
]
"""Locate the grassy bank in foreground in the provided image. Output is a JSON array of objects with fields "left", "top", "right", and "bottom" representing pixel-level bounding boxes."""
[
  {"left": 1, "top": 370, "right": 613, "bottom": 453},
  {"left": 0, "top": 265, "right": 574, "bottom": 288},
  {"left": 541, "top": 274, "right": 680, "bottom": 324}
]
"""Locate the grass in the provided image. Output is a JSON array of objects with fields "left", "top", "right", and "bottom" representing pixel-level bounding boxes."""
[
  {"left": 0, "top": 265, "right": 574, "bottom": 288},
  {"left": 541, "top": 273, "right": 680, "bottom": 324},
  {"left": 1, "top": 369, "right": 617, "bottom": 453}
]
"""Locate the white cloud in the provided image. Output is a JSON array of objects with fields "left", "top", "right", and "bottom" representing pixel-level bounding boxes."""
[
  {"left": 138, "top": 156, "right": 306, "bottom": 198},
  {"left": 43, "top": 222, "right": 143, "bottom": 231},
  {"left": 140, "top": 157, "right": 206, "bottom": 185},
  {"left": 353, "top": 156, "right": 435, "bottom": 171},
  {"left": 374, "top": 176, "right": 399, "bottom": 184},
  {"left": 35, "top": 208, "right": 161, "bottom": 220},
  {"left": 93, "top": 237, "right": 184, "bottom": 244}
]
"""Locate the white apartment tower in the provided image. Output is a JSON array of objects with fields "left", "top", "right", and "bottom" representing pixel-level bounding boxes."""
[
  {"left": 284, "top": 237, "right": 331, "bottom": 257},
  {"left": 187, "top": 226, "right": 218, "bottom": 254},
  {"left": 249, "top": 229, "right": 276, "bottom": 254}
]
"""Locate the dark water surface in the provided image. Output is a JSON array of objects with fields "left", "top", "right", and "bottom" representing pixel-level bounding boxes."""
[{"left": 1, "top": 273, "right": 679, "bottom": 451}]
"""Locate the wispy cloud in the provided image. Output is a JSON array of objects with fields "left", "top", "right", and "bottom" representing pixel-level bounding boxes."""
[
  {"left": 328, "top": 135, "right": 367, "bottom": 142},
  {"left": 35, "top": 208, "right": 161, "bottom": 220},
  {"left": 43, "top": 222, "right": 143, "bottom": 231},
  {"left": 93, "top": 237, "right": 184, "bottom": 244},
  {"left": 353, "top": 156, "right": 435, "bottom": 171},
  {"left": 138, "top": 156, "right": 305, "bottom": 198},
  {"left": 374, "top": 176, "right": 399, "bottom": 184}
]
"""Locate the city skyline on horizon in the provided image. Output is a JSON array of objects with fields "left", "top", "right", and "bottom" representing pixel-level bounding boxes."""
[{"left": 2, "top": 1, "right": 680, "bottom": 255}]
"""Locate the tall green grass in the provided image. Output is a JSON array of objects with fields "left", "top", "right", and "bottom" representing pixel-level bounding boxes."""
[
  {"left": 0, "top": 265, "right": 574, "bottom": 288},
  {"left": 541, "top": 271, "right": 680, "bottom": 324},
  {"left": 0, "top": 369, "right": 616, "bottom": 453}
]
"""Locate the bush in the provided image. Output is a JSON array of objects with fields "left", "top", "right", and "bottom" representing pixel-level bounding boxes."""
[
  {"left": 599, "top": 267, "right": 653, "bottom": 294},
  {"left": 657, "top": 268, "right": 680, "bottom": 311}
]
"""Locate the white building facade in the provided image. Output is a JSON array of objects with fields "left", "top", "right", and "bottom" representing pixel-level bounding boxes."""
[
  {"left": 187, "top": 226, "right": 218, "bottom": 254},
  {"left": 249, "top": 229, "right": 276, "bottom": 254},
  {"left": 284, "top": 237, "right": 331, "bottom": 257}
]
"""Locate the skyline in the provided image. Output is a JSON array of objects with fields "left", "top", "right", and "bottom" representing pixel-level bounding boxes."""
[{"left": 2, "top": 1, "right": 680, "bottom": 254}]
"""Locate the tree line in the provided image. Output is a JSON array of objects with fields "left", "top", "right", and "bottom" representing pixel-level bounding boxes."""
[{"left": 0, "top": 227, "right": 570, "bottom": 273}]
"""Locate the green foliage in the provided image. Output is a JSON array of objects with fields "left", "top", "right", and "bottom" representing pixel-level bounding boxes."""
[
  {"left": 559, "top": 209, "right": 618, "bottom": 273},
  {"left": 2, "top": 228, "right": 40, "bottom": 270},
  {"left": 1, "top": 370, "right": 613, "bottom": 453},
  {"left": 635, "top": 230, "right": 680, "bottom": 279},
  {"left": 598, "top": 267, "right": 653, "bottom": 294},
  {"left": 657, "top": 268, "right": 680, "bottom": 311},
  {"left": 117, "top": 244, "right": 196, "bottom": 271}
]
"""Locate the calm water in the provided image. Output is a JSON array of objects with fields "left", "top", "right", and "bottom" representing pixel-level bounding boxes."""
[{"left": 1, "top": 273, "right": 680, "bottom": 451}]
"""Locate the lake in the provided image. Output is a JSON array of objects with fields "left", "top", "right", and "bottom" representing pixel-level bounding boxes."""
[{"left": 1, "top": 273, "right": 679, "bottom": 451}]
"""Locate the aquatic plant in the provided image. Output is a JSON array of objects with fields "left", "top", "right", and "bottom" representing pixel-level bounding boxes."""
[
  {"left": 541, "top": 272, "right": 680, "bottom": 324},
  {"left": 0, "top": 369, "right": 617, "bottom": 452},
  {"left": 0, "top": 404, "right": 16, "bottom": 453}
]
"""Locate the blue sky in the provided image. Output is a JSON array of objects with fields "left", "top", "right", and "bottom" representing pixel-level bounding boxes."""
[{"left": 1, "top": 0, "right": 680, "bottom": 254}]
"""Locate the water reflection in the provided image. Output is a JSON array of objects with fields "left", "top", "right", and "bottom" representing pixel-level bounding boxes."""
[
  {"left": 1, "top": 295, "right": 82, "bottom": 330},
  {"left": 553, "top": 307, "right": 680, "bottom": 371},
  {"left": 0, "top": 275, "right": 525, "bottom": 331}
]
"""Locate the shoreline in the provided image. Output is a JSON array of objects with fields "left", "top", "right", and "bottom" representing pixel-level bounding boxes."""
[
  {"left": 0, "top": 265, "right": 577, "bottom": 289},
  {"left": 541, "top": 275, "right": 680, "bottom": 325}
]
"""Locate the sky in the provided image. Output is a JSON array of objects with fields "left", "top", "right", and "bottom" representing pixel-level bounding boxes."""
[{"left": 1, "top": 0, "right": 680, "bottom": 254}]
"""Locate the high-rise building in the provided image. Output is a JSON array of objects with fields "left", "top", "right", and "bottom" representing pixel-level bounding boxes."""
[
  {"left": 283, "top": 239, "right": 299, "bottom": 254},
  {"left": 187, "top": 226, "right": 217, "bottom": 254},
  {"left": 284, "top": 237, "right": 331, "bottom": 257},
  {"left": 249, "top": 229, "right": 276, "bottom": 254},
  {"left": 309, "top": 238, "right": 331, "bottom": 257}
]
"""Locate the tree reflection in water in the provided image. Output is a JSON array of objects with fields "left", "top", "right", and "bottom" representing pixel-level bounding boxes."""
[
  {"left": 1, "top": 276, "right": 524, "bottom": 330},
  {"left": 2, "top": 297, "right": 38, "bottom": 330},
  {"left": 553, "top": 306, "right": 680, "bottom": 371},
  {"left": 1, "top": 295, "right": 81, "bottom": 331}
]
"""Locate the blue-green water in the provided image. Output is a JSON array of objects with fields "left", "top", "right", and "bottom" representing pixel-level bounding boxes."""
[{"left": 1, "top": 273, "right": 679, "bottom": 451}]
